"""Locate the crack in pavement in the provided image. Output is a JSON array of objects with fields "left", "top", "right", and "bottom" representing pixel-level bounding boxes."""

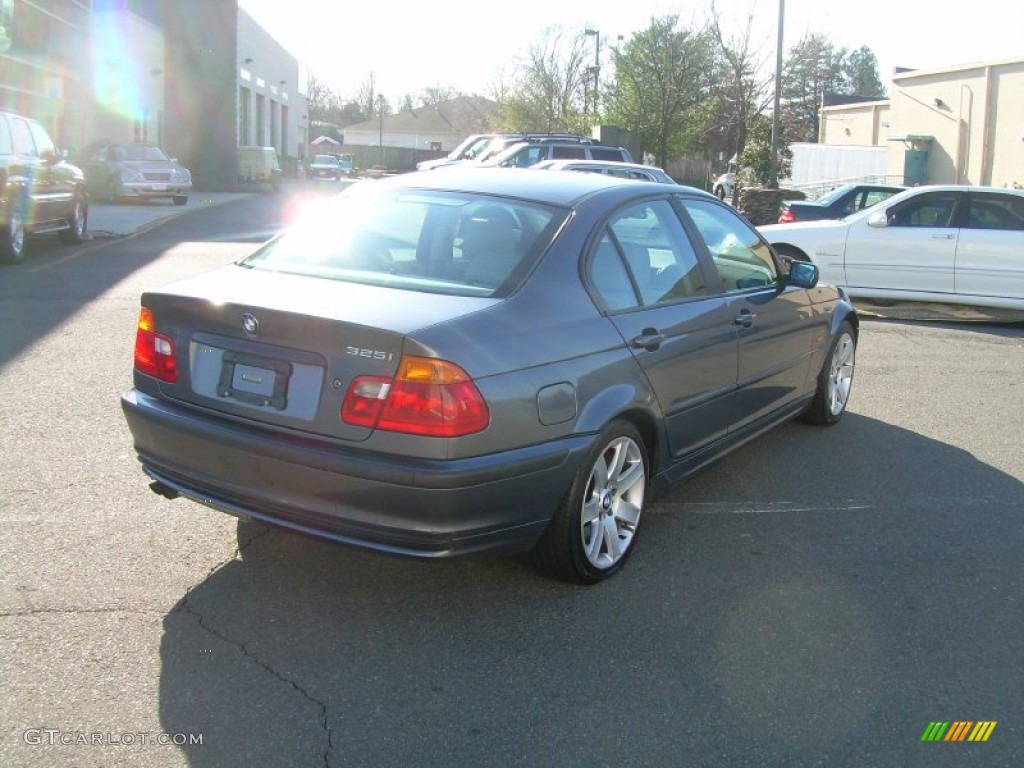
[{"left": 172, "top": 523, "right": 335, "bottom": 767}]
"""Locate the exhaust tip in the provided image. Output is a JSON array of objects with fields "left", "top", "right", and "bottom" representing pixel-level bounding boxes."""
[{"left": 149, "top": 480, "right": 179, "bottom": 500}]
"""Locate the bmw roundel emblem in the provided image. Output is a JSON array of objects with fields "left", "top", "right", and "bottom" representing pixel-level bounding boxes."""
[{"left": 242, "top": 313, "right": 259, "bottom": 335}]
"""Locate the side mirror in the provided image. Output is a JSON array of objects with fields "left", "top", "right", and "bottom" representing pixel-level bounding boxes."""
[
  {"left": 787, "top": 260, "right": 819, "bottom": 289},
  {"left": 867, "top": 210, "right": 889, "bottom": 228}
]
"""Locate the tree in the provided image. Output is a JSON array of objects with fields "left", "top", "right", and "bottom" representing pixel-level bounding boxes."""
[
  {"left": 306, "top": 73, "right": 342, "bottom": 127},
  {"left": 846, "top": 46, "right": 886, "bottom": 97},
  {"left": 704, "top": 1, "right": 773, "bottom": 167},
  {"left": 781, "top": 35, "right": 885, "bottom": 143},
  {"left": 603, "top": 15, "right": 717, "bottom": 167},
  {"left": 780, "top": 34, "right": 848, "bottom": 143},
  {"left": 739, "top": 113, "right": 792, "bottom": 185},
  {"left": 493, "top": 27, "right": 592, "bottom": 133},
  {"left": 419, "top": 86, "right": 460, "bottom": 107}
]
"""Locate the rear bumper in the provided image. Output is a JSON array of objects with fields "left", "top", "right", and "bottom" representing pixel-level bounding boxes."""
[{"left": 121, "top": 389, "right": 591, "bottom": 559}]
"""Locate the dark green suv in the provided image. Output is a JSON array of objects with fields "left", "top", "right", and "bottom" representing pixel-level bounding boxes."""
[{"left": 0, "top": 109, "right": 88, "bottom": 263}]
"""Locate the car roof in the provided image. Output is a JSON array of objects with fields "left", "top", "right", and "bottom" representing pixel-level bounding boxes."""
[
  {"left": 852, "top": 183, "right": 1024, "bottom": 209},
  {"left": 536, "top": 159, "right": 668, "bottom": 173},
  {"left": 389, "top": 166, "right": 713, "bottom": 206}
]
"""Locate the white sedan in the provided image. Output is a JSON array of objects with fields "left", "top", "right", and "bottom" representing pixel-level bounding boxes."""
[{"left": 759, "top": 185, "right": 1024, "bottom": 310}]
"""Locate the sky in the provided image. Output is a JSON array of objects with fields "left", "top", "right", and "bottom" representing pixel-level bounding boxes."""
[{"left": 238, "top": 0, "right": 1023, "bottom": 105}]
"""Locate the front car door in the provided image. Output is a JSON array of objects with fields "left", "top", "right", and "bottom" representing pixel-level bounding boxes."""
[
  {"left": 26, "top": 118, "right": 74, "bottom": 224},
  {"left": 954, "top": 191, "right": 1024, "bottom": 304},
  {"left": 679, "top": 197, "right": 819, "bottom": 431},
  {"left": 585, "top": 197, "right": 736, "bottom": 460},
  {"left": 6, "top": 114, "right": 47, "bottom": 226},
  {"left": 842, "top": 190, "right": 964, "bottom": 296}
]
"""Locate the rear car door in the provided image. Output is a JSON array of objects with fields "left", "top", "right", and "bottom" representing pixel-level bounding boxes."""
[
  {"left": 680, "top": 198, "right": 817, "bottom": 430},
  {"left": 955, "top": 191, "right": 1024, "bottom": 302},
  {"left": 842, "top": 190, "right": 963, "bottom": 294},
  {"left": 26, "top": 118, "right": 75, "bottom": 221},
  {"left": 586, "top": 197, "right": 736, "bottom": 459}
]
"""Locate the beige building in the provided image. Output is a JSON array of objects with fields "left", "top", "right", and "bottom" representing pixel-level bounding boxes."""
[{"left": 818, "top": 56, "right": 1024, "bottom": 188}]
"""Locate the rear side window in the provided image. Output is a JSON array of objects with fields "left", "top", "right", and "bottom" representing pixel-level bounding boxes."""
[
  {"left": 242, "top": 186, "right": 562, "bottom": 298},
  {"left": 588, "top": 199, "right": 707, "bottom": 309},
  {"left": 551, "top": 145, "right": 586, "bottom": 160},
  {"left": 590, "top": 147, "right": 628, "bottom": 161},
  {"left": 964, "top": 193, "right": 1024, "bottom": 231},
  {"left": 27, "top": 121, "right": 56, "bottom": 157}
]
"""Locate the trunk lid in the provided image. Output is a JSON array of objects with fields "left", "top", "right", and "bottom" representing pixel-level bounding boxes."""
[{"left": 141, "top": 263, "right": 495, "bottom": 441}]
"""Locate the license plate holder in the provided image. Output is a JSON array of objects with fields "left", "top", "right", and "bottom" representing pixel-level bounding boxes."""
[{"left": 217, "top": 351, "right": 291, "bottom": 410}]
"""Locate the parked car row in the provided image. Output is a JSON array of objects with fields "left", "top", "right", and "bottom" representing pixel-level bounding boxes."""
[
  {"left": 760, "top": 184, "right": 1024, "bottom": 311},
  {"left": 777, "top": 183, "right": 906, "bottom": 224},
  {"left": 79, "top": 140, "right": 192, "bottom": 206},
  {"left": 0, "top": 107, "right": 199, "bottom": 264},
  {"left": 418, "top": 132, "right": 635, "bottom": 172},
  {"left": 307, "top": 153, "right": 356, "bottom": 181},
  {"left": 0, "top": 109, "right": 88, "bottom": 263}
]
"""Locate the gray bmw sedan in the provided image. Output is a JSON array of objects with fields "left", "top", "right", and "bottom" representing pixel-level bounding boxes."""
[{"left": 122, "top": 167, "right": 858, "bottom": 583}]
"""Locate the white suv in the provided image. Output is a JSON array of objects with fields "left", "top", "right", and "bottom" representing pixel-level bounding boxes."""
[{"left": 482, "top": 140, "right": 633, "bottom": 169}]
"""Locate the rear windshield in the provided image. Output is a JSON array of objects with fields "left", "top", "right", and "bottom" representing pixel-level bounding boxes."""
[{"left": 240, "top": 184, "right": 564, "bottom": 297}]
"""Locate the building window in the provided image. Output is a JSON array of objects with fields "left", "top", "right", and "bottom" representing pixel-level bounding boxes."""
[
  {"left": 281, "top": 105, "right": 288, "bottom": 160},
  {"left": 255, "top": 93, "right": 265, "bottom": 146},
  {"left": 239, "top": 86, "right": 251, "bottom": 145},
  {"left": 270, "top": 99, "right": 278, "bottom": 151}
]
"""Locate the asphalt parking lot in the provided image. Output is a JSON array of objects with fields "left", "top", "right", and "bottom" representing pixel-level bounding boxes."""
[{"left": 1, "top": 190, "right": 1021, "bottom": 768}]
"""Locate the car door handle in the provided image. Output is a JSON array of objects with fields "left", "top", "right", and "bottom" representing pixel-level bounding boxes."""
[
  {"left": 630, "top": 330, "right": 666, "bottom": 350},
  {"left": 932, "top": 233, "right": 956, "bottom": 239},
  {"left": 734, "top": 310, "right": 756, "bottom": 328}
]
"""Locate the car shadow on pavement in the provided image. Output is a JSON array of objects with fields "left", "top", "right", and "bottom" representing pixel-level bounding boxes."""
[
  {"left": 156, "top": 413, "right": 1024, "bottom": 768},
  {"left": 0, "top": 192, "right": 287, "bottom": 371}
]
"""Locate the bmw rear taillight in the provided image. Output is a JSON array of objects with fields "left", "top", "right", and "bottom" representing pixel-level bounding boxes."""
[
  {"left": 134, "top": 307, "right": 177, "bottom": 382},
  {"left": 342, "top": 356, "right": 489, "bottom": 437},
  {"left": 778, "top": 208, "right": 796, "bottom": 224}
]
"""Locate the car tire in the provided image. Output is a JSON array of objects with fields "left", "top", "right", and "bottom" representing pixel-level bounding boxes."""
[
  {"left": 532, "top": 419, "right": 649, "bottom": 584},
  {"left": 58, "top": 194, "right": 88, "bottom": 244},
  {"left": 106, "top": 179, "right": 123, "bottom": 204},
  {"left": 773, "top": 243, "right": 809, "bottom": 262},
  {"left": 799, "top": 320, "right": 856, "bottom": 426},
  {"left": 0, "top": 198, "right": 27, "bottom": 264},
  {"left": 714, "top": 185, "right": 726, "bottom": 200},
  {"left": 172, "top": 196, "right": 188, "bottom": 206}
]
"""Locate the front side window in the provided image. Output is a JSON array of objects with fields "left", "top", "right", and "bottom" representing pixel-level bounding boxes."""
[
  {"left": 502, "top": 145, "right": 546, "bottom": 168},
  {"left": 241, "top": 186, "right": 562, "bottom": 298},
  {"left": 0, "top": 115, "right": 10, "bottom": 154},
  {"left": 681, "top": 198, "right": 779, "bottom": 293},
  {"left": 887, "top": 192, "right": 959, "bottom": 227}
]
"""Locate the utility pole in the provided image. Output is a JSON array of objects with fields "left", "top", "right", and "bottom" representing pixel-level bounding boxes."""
[
  {"left": 377, "top": 93, "right": 385, "bottom": 168},
  {"left": 584, "top": 29, "right": 600, "bottom": 117},
  {"left": 768, "top": 0, "right": 784, "bottom": 188}
]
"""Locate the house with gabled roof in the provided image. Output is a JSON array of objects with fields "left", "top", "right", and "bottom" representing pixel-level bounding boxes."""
[{"left": 342, "top": 96, "right": 498, "bottom": 171}]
